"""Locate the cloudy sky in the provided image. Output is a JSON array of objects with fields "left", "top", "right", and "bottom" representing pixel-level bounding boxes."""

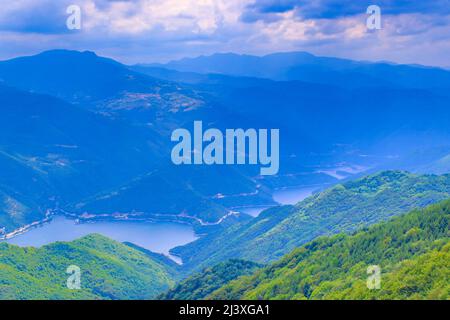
[{"left": 0, "top": 0, "right": 449, "bottom": 66}]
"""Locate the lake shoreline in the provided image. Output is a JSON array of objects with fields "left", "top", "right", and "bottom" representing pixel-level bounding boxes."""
[
  {"left": 0, "top": 209, "right": 55, "bottom": 241},
  {"left": 1, "top": 183, "right": 326, "bottom": 242},
  {"left": 3, "top": 215, "right": 199, "bottom": 264},
  {"left": 0, "top": 183, "right": 332, "bottom": 266}
]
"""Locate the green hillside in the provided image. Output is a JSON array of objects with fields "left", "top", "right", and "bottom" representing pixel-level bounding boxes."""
[
  {"left": 208, "top": 199, "right": 450, "bottom": 300},
  {"left": 2, "top": 171, "right": 449, "bottom": 300},
  {"left": 173, "top": 171, "right": 450, "bottom": 271},
  {"left": 325, "top": 243, "right": 450, "bottom": 300},
  {"left": 0, "top": 234, "right": 175, "bottom": 299},
  {"left": 160, "top": 259, "right": 261, "bottom": 300}
]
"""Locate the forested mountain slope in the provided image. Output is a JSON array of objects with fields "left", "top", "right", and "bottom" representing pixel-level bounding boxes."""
[
  {"left": 0, "top": 234, "right": 175, "bottom": 299},
  {"left": 160, "top": 259, "right": 261, "bottom": 300},
  {"left": 3, "top": 50, "right": 450, "bottom": 234},
  {"left": 152, "top": 51, "right": 450, "bottom": 91},
  {"left": 173, "top": 171, "right": 450, "bottom": 271}
]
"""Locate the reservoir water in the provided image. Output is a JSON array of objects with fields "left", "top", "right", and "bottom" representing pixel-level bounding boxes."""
[
  {"left": 238, "top": 185, "right": 319, "bottom": 217},
  {"left": 5, "top": 216, "right": 197, "bottom": 264},
  {"left": 4, "top": 186, "right": 321, "bottom": 261},
  {"left": 272, "top": 186, "right": 318, "bottom": 205}
]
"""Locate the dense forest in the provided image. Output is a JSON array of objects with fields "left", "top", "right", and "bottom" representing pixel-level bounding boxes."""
[
  {"left": 0, "top": 234, "right": 174, "bottom": 299},
  {"left": 160, "top": 259, "right": 261, "bottom": 300},
  {"left": 174, "top": 171, "right": 450, "bottom": 272},
  {"left": 2, "top": 172, "right": 449, "bottom": 300}
]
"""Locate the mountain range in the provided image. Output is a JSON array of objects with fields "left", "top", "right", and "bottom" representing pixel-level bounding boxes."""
[
  {"left": 146, "top": 51, "right": 450, "bottom": 91},
  {"left": 3, "top": 181, "right": 448, "bottom": 300}
]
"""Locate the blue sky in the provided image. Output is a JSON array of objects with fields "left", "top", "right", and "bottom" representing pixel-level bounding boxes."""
[{"left": 0, "top": 0, "right": 449, "bottom": 67}]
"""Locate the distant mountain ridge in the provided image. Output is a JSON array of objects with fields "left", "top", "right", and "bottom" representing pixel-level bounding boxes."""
[
  {"left": 136, "top": 52, "right": 450, "bottom": 167},
  {"left": 0, "top": 51, "right": 274, "bottom": 232}
]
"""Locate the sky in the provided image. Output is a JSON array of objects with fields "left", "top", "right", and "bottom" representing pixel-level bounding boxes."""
[{"left": 0, "top": 0, "right": 449, "bottom": 67}]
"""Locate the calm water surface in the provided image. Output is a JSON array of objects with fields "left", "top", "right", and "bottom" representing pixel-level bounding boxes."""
[
  {"left": 239, "top": 185, "right": 319, "bottom": 217},
  {"left": 5, "top": 186, "right": 321, "bottom": 261}
]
